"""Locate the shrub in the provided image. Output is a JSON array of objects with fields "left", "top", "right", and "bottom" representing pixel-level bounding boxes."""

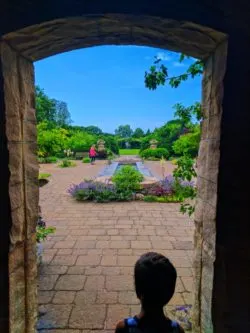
[
  {"left": 38, "top": 156, "right": 58, "bottom": 164},
  {"left": 68, "top": 131, "right": 96, "bottom": 152},
  {"left": 36, "top": 226, "right": 56, "bottom": 243},
  {"left": 82, "top": 157, "right": 91, "bottom": 163},
  {"left": 58, "top": 159, "right": 76, "bottom": 168},
  {"left": 173, "top": 129, "right": 200, "bottom": 158},
  {"left": 39, "top": 173, "right": 51, "bottom": 180},
  {"left": 145, "top": 175, "right": 175, "bottom": 196},
  {"left": 140, "top": 148, "right": 169, "bottom": 160},
  {"left": 68, "top": 181, "right": 132, "bottom": 203},
  {"left": 101, "top": 135, "right": 119, "bottom": 155},
  {"left": 112, "top": 165, "right": 143, "bottom": 192},
  {"left": 118, "top": 138, "right": 142, "bottom": 149},
  {"left": 144, "top": 175, "right": 196, "bottom": 203},
  {"left": 143, "top": 195, "right": 183, "bottom": 203},
  {"left": 37, "top": 122, "right": 69, "bottom": 157}
]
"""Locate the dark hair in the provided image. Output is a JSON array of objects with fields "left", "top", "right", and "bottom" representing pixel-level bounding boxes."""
[{"left": 134, "top": 252, "right": 177, "bottom": 309}]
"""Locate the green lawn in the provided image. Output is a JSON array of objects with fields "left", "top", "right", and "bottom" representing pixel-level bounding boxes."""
[{"left": 119, "top": 149, "right": 140, "bottom": 156}]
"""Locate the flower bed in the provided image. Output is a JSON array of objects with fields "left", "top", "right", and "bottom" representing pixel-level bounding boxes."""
[{"left": 68, "top": 166, "right": 196, "bottom": 204}]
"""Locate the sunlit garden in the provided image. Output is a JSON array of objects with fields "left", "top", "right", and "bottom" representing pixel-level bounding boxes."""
[{"left": 36, "top": 47, "right": 201, "bottom": 331}]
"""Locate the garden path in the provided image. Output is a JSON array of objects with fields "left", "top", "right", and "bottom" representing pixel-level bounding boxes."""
[{"left": 38, "top": 160, "right": 194, "bottom": 332}]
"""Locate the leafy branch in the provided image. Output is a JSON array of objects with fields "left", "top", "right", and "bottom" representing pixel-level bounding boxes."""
[{"left": 145, "top": 54, "right": 204, "bottom": 90}]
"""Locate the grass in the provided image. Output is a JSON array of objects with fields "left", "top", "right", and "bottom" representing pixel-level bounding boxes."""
[
  {"left": 38, "top": 173, "right": 51, "bottom": 180},
  {"left": 143, "top": 195, "right": 183, "bottom": 203},
  {"left": 119, "top": 149, "right": 140, "bottom": 156},
  {"left": 58, "top": 159, "right": 76, "bottom": 168}
]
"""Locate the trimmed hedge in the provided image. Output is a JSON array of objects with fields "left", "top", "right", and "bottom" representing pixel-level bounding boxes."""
[{"left": 140, "top": 148, "right": 169, "bottom": 160}]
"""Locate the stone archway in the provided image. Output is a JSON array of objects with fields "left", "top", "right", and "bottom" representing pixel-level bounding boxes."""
[{"left": 1, "top": 3, "right": 250, "bottom": 333}]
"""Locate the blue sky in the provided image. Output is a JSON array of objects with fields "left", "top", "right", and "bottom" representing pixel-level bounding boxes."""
[{"left": 35, "top": 46, "right": 201, "bottom": 133}]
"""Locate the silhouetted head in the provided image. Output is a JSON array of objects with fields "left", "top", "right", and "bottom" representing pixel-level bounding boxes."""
[{"left": 134, "top": 252, "right": 177, "bottom": 311}]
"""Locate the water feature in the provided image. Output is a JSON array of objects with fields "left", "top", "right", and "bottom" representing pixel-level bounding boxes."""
[{"left": 98, "top": 161, "right": 154, "bottom": 178}]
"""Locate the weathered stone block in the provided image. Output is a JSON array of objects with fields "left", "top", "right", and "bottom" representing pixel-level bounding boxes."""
[
  {"left": 6, "top": 115, "right": 22, "bottom": 142},
  {"left": 69, "top": 304, "right": 106, "bottom": 329},
  {"left": 196, "top": 177, "right": 217, "bottom": 207},
  {"left": 201, "top": 113, "right": 221, "bottom": 140},
  {"left": 8, "top": 142, "right": 23, "bottom": 185},
  {"left": 9, "top": 244, "right": 26, "bottom": 333},
  {"left": 23, "top": 119, "right": 37, "bottom": 142},
  {"left": 10, "top": 206, "right": 25, "bottom": 244},
  {"left": 9, "top": 183, "right": 24, "bottom": 211},
  {"left": 197, "top": 140, "right": 220, "bottom": 183},
  {"left": 24, "top": 181, "right": 39, "bottom": 235}
]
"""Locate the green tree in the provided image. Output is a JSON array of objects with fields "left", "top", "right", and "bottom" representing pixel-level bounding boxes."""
[
  {"left": 68, "top": 131, "right": 96, "bottom": 152},
  {"left": 173, "top": 127, "right": 201, "bottom": 157},
  {"left": 144, "top": 54, "right": 203, "bottom": 123},
  {"left": 115, "top": 125, "right": 133, "bottom": 138},
  {"left": 84, "top": 126, "right": 103, "bottom": 135},
  {"left": 154, "top": 119, "right": 186, "bottom": 155},
  {"left": 145, "top": 54, "right": 203, "bottom": 90},
  {"left": 52, "top": 99, "right": 72, "bottom": 127},
  {"left": 173, "top": 102, "right": 202, "bottom": 125},
  {"left": 132, "top": 128, "right": 145, "bottom": 138},
  {"left": 35, "top": 86, "right": 56, "bottom": 124},
  {"left": 37, "top": 121, "right": 69, "bottom": 157}
]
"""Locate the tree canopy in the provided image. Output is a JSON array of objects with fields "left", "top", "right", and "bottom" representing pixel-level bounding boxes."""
[
  {"left": 132, "top": 128, "right": 145, "bottom": 138},
  {"left": 115, "top": 124, "right": 133, "bottom": 138},
  {"left": 36, "top": 86, "right": 71, "bottom": 127}
]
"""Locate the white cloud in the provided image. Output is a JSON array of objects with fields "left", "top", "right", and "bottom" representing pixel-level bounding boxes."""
[
  {"left": 156, "top": 52, "right": 171, "bottom": 61},
  {"left": 173, "top": 61, "right": 186, "bottom": 67}
]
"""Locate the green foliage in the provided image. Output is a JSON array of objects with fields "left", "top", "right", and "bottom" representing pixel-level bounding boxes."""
[
  {"left": 115, "top": 125, "right": 133, "bottom": 138},
  {"left": 100, "top": 135, "right": 119, "bottom": 155},
  {"left": 68, "top": 131, "right": 96, "bottom": 152},
  {"left": 119, "top": 149, "right": 140, "bottom": 155},
  {"left": 140, "top": 135, "right": 155, "bottom": 152},
  {"left": 38, "top": 156, "right": 58, "bottom": 164},
  {"left": 173, "top": 154, "right": 196, "bottom": 182},
  {"left": 174, "top": 102, "right": 202, "bottom": 124},
  {"left": 36, "top": 226, "right": 56, "bottom": 243},
  {"left": 132, "top": 128, "right": 145, "bottom": 138},
  {"left": 36, "top": 86, "right": 56, "bottom": 124},
  {"left": 145, "top": 58, "right": 168, "bottom": 90},
  {"left": 140, "top": 148, "right": 169, "bottom": 160},
  {"left": 74, "top": 188, "right": 133, "bottom": 203},
  {"left": 82, "top": 157, "right": 91, "bottom": 163},
  {"left": 36, "top": 86, "right": 72, "bottom": 127},
  {"left": 154, "top": 119, "right": 186, "bottom": 155},
  {"left": 173, "top": 154, "right": 197, "bottom": 216},
  {"left": 145, "top": 55, "right": 203, "bottom": 91},
  {"left": 173, "top": 128, "right": 200, "bottom": 157},
  {"left": 143, "top": 195, "right": 183, "bottom": 203},
  {"left": 112, "top": 165, "right": 143, "bottom": 192},
  {"left": 37, "top": 122, "right": 69, "bottom": 157},
  {"left": 70, "top": 181, "right": 133, "bottom": 203},
  {"left": 118, "top": 138, "right": 142, "bottom": 149},
  {"left": 58, "top": 159, "right": 76, "bottom": 168},
  {"left": 52, "top": 99, "right": 72, "bottom": 126},
  {"left": 38, "top": 173, "right": 51, "bottom": 180},
  {"left": 84, "top": 125, "right": 103, "bottom": 135}
]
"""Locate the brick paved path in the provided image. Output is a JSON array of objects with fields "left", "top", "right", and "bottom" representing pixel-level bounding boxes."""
[{"left": 38, "top": 161, "right": 194, "bottom": 332}]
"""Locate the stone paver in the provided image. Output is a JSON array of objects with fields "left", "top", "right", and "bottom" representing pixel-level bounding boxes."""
[{"left": 38, "top": 160, "right": 194, "bottom": 332}]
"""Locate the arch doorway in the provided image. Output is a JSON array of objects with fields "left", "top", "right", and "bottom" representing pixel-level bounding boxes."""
[{"left": 1, "top": 2, "right": 249, "bottom": 333}]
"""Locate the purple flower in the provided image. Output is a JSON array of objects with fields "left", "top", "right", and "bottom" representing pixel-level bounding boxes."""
[
  {"left": 68, "top": 180, "right": 116, "bottom": 197},
  {"left": 180, "top": 180, "right": 195, "bottom": 188}
]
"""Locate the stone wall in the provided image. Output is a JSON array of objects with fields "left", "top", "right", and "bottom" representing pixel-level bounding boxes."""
[
  {"left": 0, "top": 41, "right": 38, "bottom": 333},
  {"left": 0, "top": 2, "right": 249, "bottom": 331},
  {"left": 192, "top": 41, "right": 227, "bottom": 333}
]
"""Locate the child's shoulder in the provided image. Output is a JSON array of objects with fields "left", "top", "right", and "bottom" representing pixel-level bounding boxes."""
[
  {"left": 115, "top": 317, "right": 185, "bottom": 333},
  {"left": 115, "top": 319, "right": 126, "bottom": 333}
]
